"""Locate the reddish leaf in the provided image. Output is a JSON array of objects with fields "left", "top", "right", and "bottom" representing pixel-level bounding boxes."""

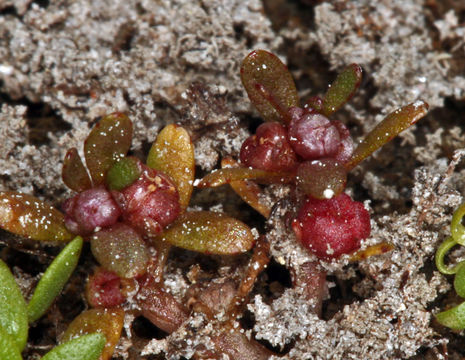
[
  {"left": 221, "top": 158, "right": 271, "bottom": 218},
  {"left": 62, "top": 148, "right": 92, "bottom": 192},
  {"left": 211, "top": 330, "right": 274, "bottom": 360},
  {"left": 157, "top": 211, "right": 255, "bottom": 255},
  {"left": 84, "top": 112, "right": 133, "bottom": 185},
  {"left": 241, "top": 50, "right": 299, "bottom": 124},
  {"left": 62, "top": 308, "right": 124, "bottom": 360},
  {"left": 196, "top": 167, "right": 295, "bottom": 188},
  {"left": 146, "top": 124, "right": 195, "bottom": 212},
  {"left": 345, "top": 101, "right": 429, "bottom": 170},
  {"left": 322, "top": 64, "right": 362, "bottom": 117},
  {"left": 0, "top": 191, "right": 73, "bottom": 242}
]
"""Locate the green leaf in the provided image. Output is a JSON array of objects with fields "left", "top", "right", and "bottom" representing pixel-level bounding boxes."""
[
  {"left": 84, "top": 112, "right": 133, "bottom": 185},
  {"left": 451, "top": 202, "right": 465, "bottom": 245},
  {"left": 147, "top": 124, "right": 195, "bottom": 213},
  {"left": 436, "top": 301, "right": 465, "bottom": 330},
  {"left": 42, "top": 333, "right": 106, "bottom": 360},
  {"left": 0, "top": 325, "right": 22, "bottom": 360},
  {"left": 241, "top": 50, "right": 299, "bottom": 124},
  {"left": 454, "top": 262, "right": 465, "bottom": 298},
  {"left": 0, "top": 191, "right": 73, "bottom": 242},
  {"left": 345, "top": 101, "right": 429, "bottom": 171},
  {"left": 90, "top": 223, "right": 149, "bottom": 278},
  {"left": 27, "top": 237, "right": 83, "bottom": 322},
  {"left": 156, "top": 211, "right": 255, "bottom": 255},
  {"left": 0, "top": 259, "right": 28, "bottom": 351},
  {"left": 322, "top": 64, "right": 362, "bottom": 117},
  {"left": 105, "top": 157, "right": 141, "bottom": 191},
  {"left": 62, "top": 148, "right": 92, "bottom": 192}
]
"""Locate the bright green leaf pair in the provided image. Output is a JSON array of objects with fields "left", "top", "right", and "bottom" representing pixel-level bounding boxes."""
[
  {"left": 0, "top": 236, "right": 83, "bottom": 351},
  {"left": 0, "top": 237, "right": 105, "bottom": 359}
]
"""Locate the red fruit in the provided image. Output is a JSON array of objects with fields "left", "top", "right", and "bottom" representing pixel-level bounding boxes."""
[
  {"left": 292, "top": 194, "right": 370, "bottom": 259},
  {"left": 63, "top": 186, "right": 121, "bottom": 235},
  {"left": 86, "top": 268, "right": 125, "bottom": 308},
  {"left": 288, "top": 107, "right": 354, "bottom": 163},
  {"left": 116, "top": 165, "right": 180, "bottom": 237},
  {"left": 240, "top": 122, "right": 298, "bottom": 172}
]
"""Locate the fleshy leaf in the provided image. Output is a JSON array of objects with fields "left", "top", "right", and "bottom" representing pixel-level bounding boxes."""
[
  {"left": 84, "top": 112, "right": 133, "bottom": 185},
  {"left": 0, "top": 191, "right": 73, "bottom": 242},
  {"left": 0, "top": 259, "right": 28, "bottom": 351},
  {"left": 28, "top": 236, "right": 83, "bottom": 322},
  {"left": 147, "top": 124, "right": 195, "bottom": 212},
  {"left": 0, "top": 325, "right": 22, "bottom": 360},
  {"left": 212, "top": 330, "right": 273, "bottom": 360},
  {"left": 62, "top": 148, "right": 92, "bottom": 192},
  {"left": 322, "top": 64, "right": 362, "bottom": 117},
  {"left": 43, "top": 333, "right": 106, "bottom": 360},
  {"left": 436, "top": 301, "right": 465, "bottom": 330},
  {"left": 296, "top": 159, "right": 347, "bottom": 200},
  {"left": 345, "top": 101, "right": 429, "bottom": 170},
  {"left": 451, "top": 202, "right": 465, "bottom": 245},
  {"left": 137, "top": 275, "right": 188, "bottom": 333},
  {"left": 221, "top": 158, "right": 271, "bottom": 218},
  {"left": 61, "top": 308, "right": 124, "bottom": 360},
  {"left": 350, "top": 242, "right": 394, "bottom": 262},
  {"left": 241, "top": 50, "right": 299, "bottom": 124},
  {"left": 157, "top": 211, "right": 255, "bottom": 254},
  {"left": 90, "top": 223, "right": 149, "bottom": 278},
  {"left": 196, "top": 167, "right": 295, "bottom": 188},
  {"left": 105, "top": 157, "right": 141, "bottom": 191}
]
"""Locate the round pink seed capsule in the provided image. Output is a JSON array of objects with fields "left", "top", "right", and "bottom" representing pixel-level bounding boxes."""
[
  {"left": 292, "top": 193, "right": 370, "bottom": 259},
  {"left": 240, "top": 122, "right": 298, "bottom": 172},
  {"left": 62, "top": 186, "right": 121, "bottom": 235},
  {"left": 116, "top": 165, "right": 180, "bottom": 237},
  {"left": 288, "top": 107, "right": 354, "bottom": 163}
]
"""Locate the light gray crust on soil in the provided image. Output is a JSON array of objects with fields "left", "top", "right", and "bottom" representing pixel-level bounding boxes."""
[{"left": 2, "top": 0, "right": 465, "bottom": 359}]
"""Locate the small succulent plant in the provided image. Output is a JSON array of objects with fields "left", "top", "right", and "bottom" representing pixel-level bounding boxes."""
[
  {"left": 0, "top": 111, "right": 266, "bottom": 358},
  {"left": 0, "top": 49, "right": 430, "bottom": 359},
  {"left": 198, "top": 49, "right": 429, "bottom": 260}
]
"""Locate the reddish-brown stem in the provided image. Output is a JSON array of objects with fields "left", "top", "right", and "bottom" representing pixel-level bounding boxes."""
[{"left": 226, "top": 236, "right": 270, "bottom": 320}]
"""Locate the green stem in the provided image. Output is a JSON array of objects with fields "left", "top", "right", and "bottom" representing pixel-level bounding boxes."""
[
  {"left": 451, "top": 202, "right": 465, "bottom": 245},
  {"left": 435, "top": 236, "right": 461, "bottom": 275}
]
